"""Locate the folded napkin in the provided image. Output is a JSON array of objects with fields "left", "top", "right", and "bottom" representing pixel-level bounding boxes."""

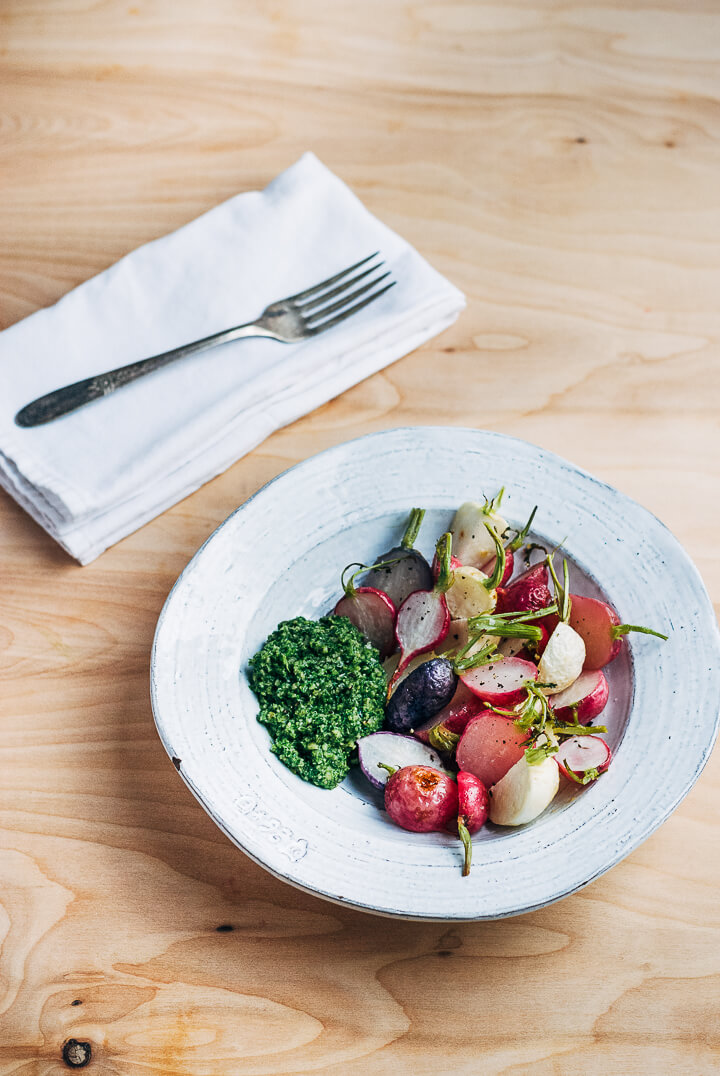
[{"left": 0, "top": 152, "right": 465, "bottom": 564}]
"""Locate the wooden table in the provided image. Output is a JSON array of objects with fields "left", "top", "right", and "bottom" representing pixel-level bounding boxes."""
[{"left": 2, "top": 2, "right": 719, "bottom": 1072}]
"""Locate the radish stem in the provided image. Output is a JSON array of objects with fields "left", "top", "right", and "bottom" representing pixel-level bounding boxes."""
[
  {"left": 458, "top": 818, "right": 472, "bottom": 876},
  {"left": 428, "top": 724, "right": 461, "bottom": 751},
  {"left": 508, "top": 505, "right": 538, "bottom": 552},
  {"left": 612, "top": 623, "right": 669, "bottom": 641},
  {"left": 434, "top": 533, "right": 455, "bottom": 594},
  {"left": 546, "top": 553, "right": 571, "bottom": 622},
  {"left": 482, "top": 523, "right": 506, "bottom": 591},
  {"left": 400, "top": 508, "right": 425, "bottom": 550}
]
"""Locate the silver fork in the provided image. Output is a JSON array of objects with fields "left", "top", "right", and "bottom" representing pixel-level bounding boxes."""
[{"left": 14, "top": 253, "right": 395, "bottom": 427}]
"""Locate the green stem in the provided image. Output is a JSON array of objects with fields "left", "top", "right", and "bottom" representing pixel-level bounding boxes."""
[
  {"left": 508, "top": 505, "right": 538, "bottom": 552},
  {"left": 341, "top": 556, "right": 403, "bottom": 598},
  {"left": 377, "top": 762, "right": 397, "bottom": 777},
  {"left": 434, "top": 532, "right": 455, "bottom": 594},
  {"left": 457, "top": 817, "right": 473, "bottom": 876},
  {"left": 428, "top": 725, "right": 461, "bottom": 752},
  {"left": 453, "top": 641, "right": 499, "bottom": 672},
  {"left": 482, "top": 522, "right": 506, "bottom": 591},
  {"left": 484, "top": 487, "right": 505, "bottom": 514},
  {"left": 546, "top": 553, "right": 571, "bottom": 622},
  {"left": 400, "top": 508, "right": 425, "bottom": 550},
  {"left": 612, "top": 623, "right": 669, "bottom": 641}
]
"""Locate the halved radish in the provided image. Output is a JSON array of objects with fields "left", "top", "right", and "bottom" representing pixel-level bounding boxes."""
[
  {"left": 334, "top": 587, "right": 396, "bottom": 659},
  {"left": 357, "top": 733, "right": 445, "bottom": 790},
  {"left": 363, "top": 507, "right": 433, "bottom": 609},
  {"left": 554, "top": 735, "right": 611, "bottom": 783},
  {"left": 413, "top": 682, "right": 484, "bottom": 744},
  {"left": 537, "top": 622, "right": 586, "bottom": 694},
  {"left": 549, "top": 669, "right": 609, "bottom": 724},
  {"left": 568, "top": 594, "right": 668, "bottom": 670},
  {"left": 460, "top": 656, "right": 538, "bottom": 706},
  {"left": 488, "top": 752, "right": 560, "bottom": 826},
  {"left": 456, "top": 711, "right": 528, "bottom": 787},
  {"left": 389, "top": 533, "right": 454, "bottom": 689}
]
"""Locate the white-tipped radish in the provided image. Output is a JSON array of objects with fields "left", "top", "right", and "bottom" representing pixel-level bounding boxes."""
[
  {"left": 446, "top": 565, "right": 496, "bottom": 619},
  {"left": 450, "top": 499, "right": 507, "bottom": 567},
  {"left": 357, "top": 733, "right": 445, "bottom": 790},
  {"left": 549, "top": 669, "right": 609, "bottom": 724},
  {"left": 537, "top": 622, "right": 586, "bottom": 694},
  {"left": 460, "top": 657, "right": 538, "bottom": 706},
  {"left": 554, "top": 735, "right": 611, "bottom": 783},
  {"left": 488, "top": 752, "right": 560, "bottom": 826}
]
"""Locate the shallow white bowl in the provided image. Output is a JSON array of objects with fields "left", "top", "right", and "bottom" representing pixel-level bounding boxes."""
[{"left": 151, "top": 427, "right": 720, "bottom": 920}]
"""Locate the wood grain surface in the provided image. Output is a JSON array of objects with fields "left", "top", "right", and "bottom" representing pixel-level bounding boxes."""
[{"left": 1, "top": 1, "right": 719, "bottom": 1073}]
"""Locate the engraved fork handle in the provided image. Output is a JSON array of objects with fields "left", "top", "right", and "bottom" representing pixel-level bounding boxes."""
[{"left": 14, "top": 321, "right": 274, "bottom": 427}]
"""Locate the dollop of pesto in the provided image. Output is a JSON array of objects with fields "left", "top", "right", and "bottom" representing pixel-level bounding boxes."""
[{"left": 248, "top": 615, "right": 386, "bottom": 789}]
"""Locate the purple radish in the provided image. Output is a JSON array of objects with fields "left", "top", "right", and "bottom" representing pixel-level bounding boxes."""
[
  {"left": 384, "top": 657, "right": 458, "bottom": 733},
  {"left": 362, "top": 508, "right": 433, "bottom": 609},
  {"left": 333, "top": 561, "right": 397, "bottom": 659},
  {"left": 357, "top": 732, "right": 444, "bottom": 790},
  {"left": 389, "top": 533, "right": 454, "bottom": 691},
  {"left": 459, "top": 656, "right": 538, "bottom": 706},
  {"left": 549, "top": 669, "right": 609, "bottom": 724},
  {"left": 554, "top": 735, "right": 611, "bottom": 784}
]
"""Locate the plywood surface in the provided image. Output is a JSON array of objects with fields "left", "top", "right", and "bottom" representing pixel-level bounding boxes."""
[{"left": 1, "top": 1, "right": 719, "bottom": 1072}]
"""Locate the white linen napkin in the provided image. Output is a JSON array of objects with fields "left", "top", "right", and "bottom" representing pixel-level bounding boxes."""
[{"left": 0, "top": 152, "right": 465, "bottom": 564}]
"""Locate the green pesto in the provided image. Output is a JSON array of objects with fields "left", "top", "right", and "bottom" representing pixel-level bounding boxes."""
[{"left": 248, "top": 615, "right": 386, "bottom": 789}]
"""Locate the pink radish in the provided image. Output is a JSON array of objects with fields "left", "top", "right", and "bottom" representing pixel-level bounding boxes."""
[
  {"left": 390, "top": 533, "right": 454, "bottom": 690},
  {"left": 549, "top": 669, "right": 609, "bottom": 724},
  {"left": 456, "top": 771, "right": 489, "bottom": 876},
  {"left": 384, "top": 765, "right": 458, "bottom": 832},
  {"left": 495, "top": 563, "right": 552, "bottom": 615},
  {"left": 554, "top": 735, "right": 611, "bottom": 783},
  {"left": 459, "top": 656, "right": 538, "bottom": 706},
  {"left": 334, "top": 563, "right": 397, "bottom": 659},
  {"left": 413, "top": 688, "right": 485, "bottom": 747},
  {"left": 456, "top": 711, "right": 529, "bottom": 787},
  {"left": 567, "top": 594, "right": 668, "bottom": 669}
]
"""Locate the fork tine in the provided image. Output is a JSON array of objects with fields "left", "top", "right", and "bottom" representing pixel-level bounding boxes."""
[
  {"left": 297, "top": 262, "right": 385, "bottom": 312},
  {"left": 304, "top": 272, "right": 392, "bottom": 325},
  {"left": 286, "top": 252, "right": 380, "bottom": 303},
  {"left": 307, "top": 281, "right": 396, "bottom": 335}
]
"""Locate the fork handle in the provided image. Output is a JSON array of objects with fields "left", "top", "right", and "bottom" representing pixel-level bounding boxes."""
[{"left": 14, "top": 322, "right": 270, "bottom": 427}]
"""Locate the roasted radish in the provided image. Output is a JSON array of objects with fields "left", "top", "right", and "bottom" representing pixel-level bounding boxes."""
[
  {"left": 385, "top": 657, "right": 458, "bottom": 733},
  {"left": 450, "top": 490, "right": 507, "bottom": 568},
  {"left": 334, "top": 562, "right": 397, "bottom": 659},
  {"left": 460, "top": 656, "right": 538, "bottom": 707},
  {"left": 357, "top": 733, "right": 445, "bottom": 790},
  {"left": 567, "top": 594, "right": 668, "bottom": 669},
  {"left": 495, "top": 563, "right": 552, "bottom": 615},
  {"left": 456, "top": 771, "right": 489, "bottom": 876},
  {"left": 488, "top": 751, "right": 560, "bottom": 826},
  {"left": 549, "top": 669, "right": 609, "bottom": 724},
  {"left": 390, "top": 533, "right": 455, "bottom": 689},
  {"left": 456, "top": 711, "right": 529, "bottom": 787},
  {"left": 555, "top": 734, "right": 611, "bottom": 784},
  {"left": 363, "top": 508, "right": 434, "bottom": 609},
  {"left": 384, "top": 765, "right": 458, "bottom": 832}
]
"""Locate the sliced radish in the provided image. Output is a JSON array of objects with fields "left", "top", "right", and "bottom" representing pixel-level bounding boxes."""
[
  {"left": 334, "top": 587, "right": 397, "bottom": 659},
  {"left": 549, "top": 669, "right": 609, "bottom": 724},
  {"left": 554, "top": 735, "right": 611, "bottom": 783},
  {"left": 537, "top": 622, "right": 586, "bottom": 694},
  {"left": 456, "top": 711, "right": 528, "bottom": 787},
  {"left": 393, "top": 588, "right": 450, "bottom": 683},
  {"left": 460, "top": 657, "right": 538, "bottom": 706},
  {"left": 446, "top": 565, "right": 496, "bottom": 619},
  {"left": 357, "top": 733, "right": 445, "bottom": 790},
  {"left": 568, "top": 594, "right": 668, "bottom": 670}
]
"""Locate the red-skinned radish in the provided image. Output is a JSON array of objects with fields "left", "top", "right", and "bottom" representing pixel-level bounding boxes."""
[
  {"left": 456, "top": 771, "right": 489, "bottom": 876},
  {"left": 333, "top": 561, "right": 397, "bottom": 659},
  {"left": 413, "top": 688, "right": 485, "bottom": 748},
  {"left": 567, "top": 594, "right": 668, "bottom": 669},
  {"left": 549, "top": 669, "right": 609, "bottom": 724},
  {"left": 495, "top": 562, "right": 552, "bottom": 615},
  {"left": 455, "top": 710, "right": 529, "bottom": 787},
  {"left": 450, "top": 490, "right": 507, "bottom": 568},
  {"left": 384, "top": 765, "right": 458, "bottom": 832},
  {"left": 460, "top": 656, "right": 538, "bottom": 707},
  {"left": 389, "top": 533, "right": 455, "bottom": 691},
  {"left": 555, "top": 735, "right": 611, "bottom": 784}
]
